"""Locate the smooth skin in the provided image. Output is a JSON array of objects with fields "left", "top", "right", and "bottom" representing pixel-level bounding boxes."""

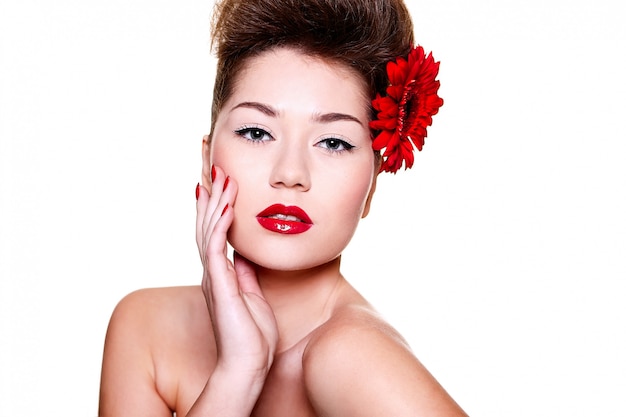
[{"left": 99, "top": 48, "right": 467, "bottom": 417}]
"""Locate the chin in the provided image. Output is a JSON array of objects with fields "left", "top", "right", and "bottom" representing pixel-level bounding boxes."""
[
  {"left": 244, "top": 249, "right": 338, "bottom": 272},
  {"left": 227, "top": 219, "right": 354, "bottom": 273},
  {"left": 230, "top": 238, "right": 341, "bottom": 273}
]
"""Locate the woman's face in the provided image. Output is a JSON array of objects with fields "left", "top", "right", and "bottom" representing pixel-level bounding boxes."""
[{"left": 204, "top": 47, "right": 377, "bottom": 271}]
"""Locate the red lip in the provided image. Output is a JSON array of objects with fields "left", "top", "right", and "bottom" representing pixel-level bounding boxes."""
[{"left": 256, "top": 204, "right": 313, "bottom": 234}]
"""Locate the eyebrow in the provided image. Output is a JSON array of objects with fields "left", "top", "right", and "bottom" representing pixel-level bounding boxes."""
[
  {"left": 231, "top": 101, "right": 277, "bottom": 117},
  {"left": 313, "top": 112, "right": 363, "bottom": 126},
  {"left": 231, "top": 101, "right": 363, "bottom": 126}
]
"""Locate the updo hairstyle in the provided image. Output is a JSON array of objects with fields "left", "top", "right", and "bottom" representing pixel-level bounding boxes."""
[{"left": 209, "top": 0, "right": 415, "bottom": 134}]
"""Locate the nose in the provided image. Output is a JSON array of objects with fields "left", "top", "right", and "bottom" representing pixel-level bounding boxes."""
[{"left": 269, "top": 140, "right": 311, "bottom": 191}]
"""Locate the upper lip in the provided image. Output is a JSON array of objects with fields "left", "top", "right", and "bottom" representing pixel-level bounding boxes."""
[{"left": 256, "top": 204, "right": 313, "bottom": 224}]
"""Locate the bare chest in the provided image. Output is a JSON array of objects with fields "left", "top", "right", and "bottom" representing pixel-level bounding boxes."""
[
  {"left": 251, "top": 343, "right": 317, "bottom": 417},
  {"left": 171, "top": 341, "right": 318, "bottom": 417}
]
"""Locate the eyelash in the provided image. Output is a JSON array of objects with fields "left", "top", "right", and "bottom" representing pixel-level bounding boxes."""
[
  {"left": 315, "top": 137, "right": 355, "bottom": 153},
  {"left": 234, "top": 126, "right": 355, "bottom": 153},
  {"left": 234, "top": 125, "right": 274, "bottom": 143}
]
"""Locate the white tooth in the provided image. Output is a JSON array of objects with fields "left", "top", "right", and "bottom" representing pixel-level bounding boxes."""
[{"left": 271, "top": 214, "right": 300, "bottom": 222}]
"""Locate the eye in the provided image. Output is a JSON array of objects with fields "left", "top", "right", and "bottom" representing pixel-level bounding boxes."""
[
  {"left": 316, "top": 137, "right": 355, "bottom": 153},
  {"left": 234, "top": 126, "right": 274, "bottom": 142}
]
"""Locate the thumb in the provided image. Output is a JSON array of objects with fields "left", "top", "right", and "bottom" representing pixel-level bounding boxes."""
[{"left": 233, "top": 251, "right": 263, "bottom": 297}]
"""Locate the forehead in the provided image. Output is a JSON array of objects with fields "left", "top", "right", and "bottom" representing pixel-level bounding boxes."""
[{"left": 227, "top": 47, "right": 371, "bottom": 118}]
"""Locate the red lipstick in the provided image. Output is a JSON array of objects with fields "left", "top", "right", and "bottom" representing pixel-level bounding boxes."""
[{"left": 256, "top": 204, "right": 313, "bottom": 234}]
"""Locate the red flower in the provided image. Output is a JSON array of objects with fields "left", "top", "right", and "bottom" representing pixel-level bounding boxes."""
[{"left": 370, "top": 45, "right": 444, "bottom": 173}]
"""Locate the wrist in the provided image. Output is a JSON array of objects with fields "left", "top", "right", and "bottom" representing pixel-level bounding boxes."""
[
  {"left": 211, "top": 363, "right": 268, "bottom": 395},
  {"left": 187, "top": 365, "right": 267, "bottom": 417}
]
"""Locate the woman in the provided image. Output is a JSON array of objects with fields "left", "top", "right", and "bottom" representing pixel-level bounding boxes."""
[{"left": 99, "top": 0, "right": 467, "bottom": 415}]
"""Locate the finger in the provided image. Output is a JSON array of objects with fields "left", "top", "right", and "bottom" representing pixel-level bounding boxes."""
[
  {"left": 198, "top": 174, "right": 234, "bottom": 298},
  {"left": 195, "top": 177, "right": 222, "bottom": 248},
  {"left": 197, "top": 166, "right": 230, "bottom": 256},
  {"left": 241, "top": 292, "right": 279, "bottom": 355},
  {"left": 200, "top": 168, "right": 230, "bottom": 254},
  {"left": 205, "top": 175, "right": 236, "bottom": 252},
  {"left": 233, "top": 251, "right": 263, "bottom": 298},
  {"left": 195, "top": 182, "right": 225, "bottom": 261},
  {"left": 195, "top": 183, "right": 209, "bottom": 257},
  {"left": 205, "top": 195, "right": 239, "bottom": 300}
]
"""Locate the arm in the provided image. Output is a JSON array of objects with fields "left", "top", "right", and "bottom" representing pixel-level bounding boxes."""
[
  {"left": 187, "top": 166, "right": 278, "bottom": 416},
  {"left": 303, "top": 308, "right": 468, "bottom": 417},
  {"left": 100, "top": 167, "right": 277, "bottom": 417}
]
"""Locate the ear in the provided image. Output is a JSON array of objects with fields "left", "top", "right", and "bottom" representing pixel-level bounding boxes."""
[
  {"left": 201, "top": 134, "right": 213, "bottom": 188},
  {"left": 361, "top": 161, "right": 380, "bottom": 219}
]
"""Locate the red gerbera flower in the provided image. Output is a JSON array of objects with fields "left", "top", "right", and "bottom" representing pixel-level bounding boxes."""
[{"left": 370, "top": 45, "right": 444, "bottom": 173}]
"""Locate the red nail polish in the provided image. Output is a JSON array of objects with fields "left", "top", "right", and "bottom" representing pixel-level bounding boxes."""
[
  {"left": 195, "top": 183, "right": 200, "bottom": 200},
  {"left": 221, "top": 204, "right": 229, "bottom": 216},
  {"left": 223, "top": 176, "right": 230, "bottom": 191},
  {"left": 211, "top": 165, "right": 216, "bottom": 182}
]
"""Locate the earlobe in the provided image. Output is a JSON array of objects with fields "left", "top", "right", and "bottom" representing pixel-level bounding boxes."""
[{"left": 201, "top": 135, "right": 212, "bottom": 187}]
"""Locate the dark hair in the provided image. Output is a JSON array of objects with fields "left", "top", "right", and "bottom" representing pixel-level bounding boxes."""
[{"left": 209, "top": 0, "right": 415, "bottom": 134}]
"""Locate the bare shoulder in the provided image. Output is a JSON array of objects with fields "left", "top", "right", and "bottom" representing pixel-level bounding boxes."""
[
  {"left": 100, "top": 286, "right": 211, "bottom": 417},
  {"left": 303, "top": 304, "right": 467, "bottom": 417},
  {"left": 105, "top": 286, "right": 207, "bottom": 348},
  {"left": 109, "top": 286, "right": 205, "bottom": 327},
  {"left": 304, "top": 303, "right": 411, "bottom": 359},
  {"left": 113, "top": 285, "right": 204, "bottom": 311},
  {"left": 104, "top": 285, "right": 213, "bottom": 378}
]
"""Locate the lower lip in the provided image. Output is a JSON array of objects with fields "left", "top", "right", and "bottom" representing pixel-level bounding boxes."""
[{"left": 256, "top": 217, "right": 312, "bottom": 234}]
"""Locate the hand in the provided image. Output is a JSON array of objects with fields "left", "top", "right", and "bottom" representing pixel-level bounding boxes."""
[{"left": 195, "top": 166, "right": 279, "bottom": 385}]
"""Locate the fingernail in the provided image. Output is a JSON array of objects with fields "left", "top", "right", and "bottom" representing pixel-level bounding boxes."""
[
  {"left": 223, "top": 176, "right": 230, "bottom": 191},
  {"left": 221, "top": 203, "right": 229, "bottom": 216},
  {"left": 195, "top": 183, "right": 200, "bottom": 200},
  {"left": 211, "top": 165, "right": 216, "bottom": 182}
]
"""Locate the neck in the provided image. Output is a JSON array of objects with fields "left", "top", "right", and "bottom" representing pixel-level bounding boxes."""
[{"left": 253, "top": 256, "right": 346, "bottom": 352}]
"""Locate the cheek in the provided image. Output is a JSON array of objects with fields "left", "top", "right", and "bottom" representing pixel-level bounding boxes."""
[
  {"left": 212, "top": 137, "right": 267, "bottom": 180},
  {"left": 330, "top": 164, "right": 375, "bottom": 220},
  {"left": 346, "top": 178, "right": 374, "bottom": 218},
  {"left": 209, "top": 140, "right": 231, "bottom": 174},
  {"left": 211, "top": 147, "right": 251, "bottom": 194}
]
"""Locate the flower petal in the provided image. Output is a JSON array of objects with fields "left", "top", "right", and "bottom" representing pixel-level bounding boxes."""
[{"left": 369, "top": 45, "right": 443, "bottom": 173}]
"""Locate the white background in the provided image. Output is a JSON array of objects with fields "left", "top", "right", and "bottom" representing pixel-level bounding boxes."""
[{"left": 1, "top": 0, "right": 625, "bottom": 416}]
